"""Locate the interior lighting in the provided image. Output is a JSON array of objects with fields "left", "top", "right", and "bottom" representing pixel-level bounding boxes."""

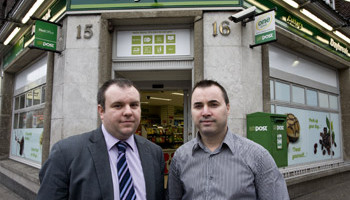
[
  {"left": 300, "top": 9, "right": 333, "bottom": 31},
  {"left": 49, "top": 6, "right": 66, "bottom": 22},
  {"left": 333, "top": 31, "right": 350, "bottom": 44},
  {"left": 21, "top": 0, "right": 44, "bottom": 24},
  {"left": 282, "top": 0, "right": 299, "bottom": 8},
  {"left": 245, "top": 0, "right": 269, "bottom": 11},
  {"left": 24, "top": 36, "right": 35, "bottom": 47},
  {"left": 316, "top": 36, "right": 329, "bottom": 44},
  {"left": 292, "top": 60, "right": 299, "bottom": 67},
  {"left": 4, "top": 27, "right": 21, "bottom": 45},
  {"left": 300, "top": 27, "right": 313, "bottom": 36},
  {"left": 150, "top": 97, "right": 172, "bottom": 101},
  {"left": 171, "top": 93, "right": 184, "bottom": 96}
]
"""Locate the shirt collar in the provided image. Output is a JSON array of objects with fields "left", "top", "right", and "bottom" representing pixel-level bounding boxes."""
[
  {"left": 101, "top": 124, "right": 135, "bottom": 151},
  {"left": 192, "top": 128, "right": 235, "bottom": 155}
]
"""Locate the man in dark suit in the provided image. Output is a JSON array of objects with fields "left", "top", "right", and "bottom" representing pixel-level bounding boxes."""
[{"left": 37, "top": 78, "right": 165, "bottom": 200}]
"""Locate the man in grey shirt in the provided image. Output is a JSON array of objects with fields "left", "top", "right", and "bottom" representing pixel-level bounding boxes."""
[{"left": 167, "top": 79, "right": 289, "bottom": 200}]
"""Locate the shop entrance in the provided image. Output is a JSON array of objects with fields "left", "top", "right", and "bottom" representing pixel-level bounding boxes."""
[{"left": 114, "top": 70, "right": 192, "bottom": 176}]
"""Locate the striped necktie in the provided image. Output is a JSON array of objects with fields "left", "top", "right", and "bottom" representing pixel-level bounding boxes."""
[{"left": 117, "top": 141, "right": 136, "bottom": 200}]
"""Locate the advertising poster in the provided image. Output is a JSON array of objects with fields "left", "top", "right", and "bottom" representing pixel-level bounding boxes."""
[
  {"left": 116, "top": 29, "right": 191, "bottom": 57},
  {"left": 10, "top": 128, "right": 43, "bottom": 164},
  {"left": 276, "top": 106, "right": 340, "bottom": 165}
]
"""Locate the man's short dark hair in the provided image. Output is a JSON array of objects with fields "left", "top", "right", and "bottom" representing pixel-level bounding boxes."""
[
  {"left": 97, "top": 78, "right": 139, "bottom": 110},
  {"left": 192, "top": 79, "right": 229, "bottom": 105}
]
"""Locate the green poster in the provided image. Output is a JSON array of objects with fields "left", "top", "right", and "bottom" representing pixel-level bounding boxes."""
[
  {"left": 143, "top": 35, "right": 152, "bottom": 44},
  {"left": 154, "top": 45, "right": 164, "bottom": 54},
  {"left": 132, "top": 46, "right": 141, "bottom": 55},
  {"left": 132, "top": 36, "right": 141, "bottom": 44},
  {"left": 155, "top": 35, "right": 164, "bottom": 44},
  {"left": 166, "top": 45, "right": 175, "bottom": 54},
  {"left": 143, "top": 46, "right": 153, "bottom": 54},
  {"left": 166, "top": 34, "right": 176, "bottom": 43}
]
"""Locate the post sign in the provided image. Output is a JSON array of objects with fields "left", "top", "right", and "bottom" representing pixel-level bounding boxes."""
[
  {"left": 34, "top": 20, "right": 58, "bottom": 51},
  {"left": 253, "top": 10, "right": 276, "bottom": 46}
]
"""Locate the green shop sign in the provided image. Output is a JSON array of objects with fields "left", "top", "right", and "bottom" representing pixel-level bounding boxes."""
[
  {"left": 34, "top": 20, "right": 58, "bottom": 51},
  {"left": 2, "top": 37, "right": 24, "bottom": 69},
  {"left": 249, "top": 0, "right": 350, "bottom": 61},
  {"left": 68, "top": 0, "right": 242, "bottom": 10}
]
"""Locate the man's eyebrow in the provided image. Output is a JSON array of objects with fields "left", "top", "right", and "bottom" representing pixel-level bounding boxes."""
[{"left": 208, "top": 100, "right": 219, "bottom": 103}]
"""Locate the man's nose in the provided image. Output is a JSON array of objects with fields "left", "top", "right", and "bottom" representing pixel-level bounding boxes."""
[
  {"left": 123, "top": 105, "right": 132, "bottom": 115},
  {"left": 202, "top": 105, "right": 211, "bottom": 116}
]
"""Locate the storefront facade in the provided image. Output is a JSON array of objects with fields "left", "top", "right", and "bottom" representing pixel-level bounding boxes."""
[{"left": 1, "top": 0, "right": 350, "bottom": 199}]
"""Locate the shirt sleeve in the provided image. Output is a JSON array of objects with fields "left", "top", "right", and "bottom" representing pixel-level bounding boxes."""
[
  {"left": 167, "top": 152, "right": 184, "bottom": 200},
  {"left": 37, "top": 142, "right": 69, "bottom": 200},
  {"left": 253, "top": 148, "right": 290, "bottom": 200}
]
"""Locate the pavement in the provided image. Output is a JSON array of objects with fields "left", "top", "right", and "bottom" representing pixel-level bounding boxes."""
[{"left": 0, "top": 182, "right": 24, "bottom": 200}]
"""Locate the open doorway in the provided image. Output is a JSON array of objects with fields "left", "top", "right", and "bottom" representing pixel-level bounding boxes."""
[{"left": 114, "top": 70, "right": 192, "bottom": 182}]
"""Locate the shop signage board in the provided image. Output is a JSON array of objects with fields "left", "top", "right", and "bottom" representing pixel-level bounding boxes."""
[
  {"left": 253, "top": 10, "right": 276, "bottom": 46},
  {"left": 34, "top": 20, "right": 58, "bottom": 51},
  {"left": 2, "top": 37, "right": 24, "bottom": 69},
  {"left": 248, "top": 0, "right": 350, "bottom": 61},
  {"left": 69, "top": 0, "right": 242, "bottom": 10},
  {"left": 116, "top": 29, "right": 191, "bottom": 58}
]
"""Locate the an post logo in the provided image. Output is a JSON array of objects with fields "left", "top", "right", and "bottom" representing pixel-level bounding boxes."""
[{"left": 255, "top": 126, "right": 268, "bottom": 132}]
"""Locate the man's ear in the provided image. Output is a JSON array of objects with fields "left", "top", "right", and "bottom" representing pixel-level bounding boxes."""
[
  {"left": 97, "top": 105, "right": 104, "bottom": 120},
  {"left": 226, "top": 103, "right": 230, "bottom": 114}
]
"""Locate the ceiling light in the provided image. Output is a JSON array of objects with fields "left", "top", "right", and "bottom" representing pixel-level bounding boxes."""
[
  {"left": 283, "top": 0, "right": 299, "bottom": 8},
  {"left": 24, "top": 35, "right": 35, "bottom": 47},
  {"left": 49, "top": 6, "right": 66, "bottom": 22},
  {"left": 246, "top": 0, "right": 269, "bottom": 11},
  {"left": 316, "top": 36, "right": 329, "bottom": 44},
  {"left": 21, "top": 0, "right": 44, "bottom": 24},
  {"left": 300, "top": 27, "right": 313, "bottom": 36},
  {"left": 300, "top": 9, "right": 333, "bottom": 31},
  {"left": 333, "top": 30, "right": 350, "bottom": 44},
  {"left": 4, "top": 27, "right": 21, "bottom": 45},
  {"left": 150, "top": 97, "right": 172, "bottom": 101},
  {"left": 292, "top": 60, "right": 299, "bottom": 67},
  {"left": 171, "top": 92, "right": 184, "bottom": 96}
]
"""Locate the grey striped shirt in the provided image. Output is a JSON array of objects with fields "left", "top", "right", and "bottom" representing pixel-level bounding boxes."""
[{"left": 168, "top": 129, "right": 289, "bottom": 200}]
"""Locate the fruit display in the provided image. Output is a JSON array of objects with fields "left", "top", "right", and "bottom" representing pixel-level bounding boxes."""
[{"left": 286, "top": 113, "right": 300, "bottom": 143}]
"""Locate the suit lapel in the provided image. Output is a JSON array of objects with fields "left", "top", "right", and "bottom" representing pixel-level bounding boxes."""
[
  {"left": 135, "top": 135, "right": 155, "bottom": 199},
  {"left": 88, "top": 128, "right": 114, "bottom": 200}
]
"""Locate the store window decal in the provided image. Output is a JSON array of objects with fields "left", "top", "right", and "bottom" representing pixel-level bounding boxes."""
[
  {"left": 270, "top": 80, "right": 341, "bottom": 166},
  {"left": 11, "top": 85, "right": 45, "bottom": 165}
]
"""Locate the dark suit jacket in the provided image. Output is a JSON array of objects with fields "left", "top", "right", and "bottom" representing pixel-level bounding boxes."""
[{"left": 37, "top": 127, "right": 165, "bottom": 200}]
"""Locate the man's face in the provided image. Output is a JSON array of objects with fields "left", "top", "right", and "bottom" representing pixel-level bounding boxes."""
[
  {"left": 98, "top": 85, "right": 141, "bottom": 140},
  {"left": 191, "top": 85, "right": 230, "bottom": 137}
]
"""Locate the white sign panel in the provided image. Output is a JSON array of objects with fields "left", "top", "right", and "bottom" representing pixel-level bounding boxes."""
[
  {"left": 116, "top": 29, "right": 191, "bottom": 57},
  {"left": 254, "top": 10, "right": 276, "bottom": 45}
]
